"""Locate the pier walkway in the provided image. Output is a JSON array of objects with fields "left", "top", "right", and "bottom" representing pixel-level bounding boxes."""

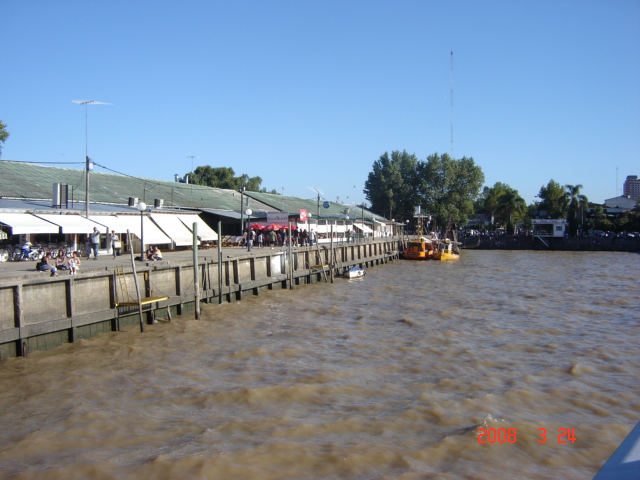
[{"left": 0, "top": 244, "right": 296, "bottom": 282}]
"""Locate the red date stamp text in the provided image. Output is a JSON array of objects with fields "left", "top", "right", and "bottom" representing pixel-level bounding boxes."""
[{"left": 477, "top": 427, "right": 576, "bottom": 444}]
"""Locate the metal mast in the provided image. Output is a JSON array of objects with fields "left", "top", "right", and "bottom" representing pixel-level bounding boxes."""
[{"left": 450, "top": 50, "right": 454, "bottom": 158}]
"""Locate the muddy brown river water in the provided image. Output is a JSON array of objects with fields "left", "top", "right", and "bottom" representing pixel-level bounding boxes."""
[{"left": 0, "top": 250, "right": 638, "bottom": 479}]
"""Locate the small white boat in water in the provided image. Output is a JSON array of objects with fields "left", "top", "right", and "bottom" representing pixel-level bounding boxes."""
[{"left": 345, "top": 266, "right": 366, "bottom": 278}]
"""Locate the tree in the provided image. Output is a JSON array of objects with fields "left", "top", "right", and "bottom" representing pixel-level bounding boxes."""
[
  {"left": 476, "top": 182, "right": 510, "bottom": 229},
  {"left": 363, "top": 150, "right": 421, "bottom": 222},
  {"left": 0, "top": 121, "right": 9, "bottom": 157},
  {"left": 417, "top": 153, "right": 485, "bottom": 229},
  {"left": 475, "top": 182, "right": 526, "bottom": 233},
  {"left": 565, "top": 184, "right": 588, "bottom": 236},
  {"left": 496, "top": 190, "right": 527, "bottom": 234},
  {"left": 185, "top": 166, "right": 266, "bottom": 192},
  {"left": 536, "top": 179, "right": 568, "bottom": 218},
  {"left": 364, "top": 151, "right": 484, "bottom": 229}
]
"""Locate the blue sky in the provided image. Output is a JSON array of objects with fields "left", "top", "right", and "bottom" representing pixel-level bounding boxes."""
[{"left": 2, "top": 0, "right": 639, "bottom": 212}]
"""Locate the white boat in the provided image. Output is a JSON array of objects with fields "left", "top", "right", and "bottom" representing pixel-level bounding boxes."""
[{"left": 345, "top": 266, "right": 366, "bottom": 278}]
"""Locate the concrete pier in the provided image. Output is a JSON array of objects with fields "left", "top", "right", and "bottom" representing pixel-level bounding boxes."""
[{"left": 0, "top": 238, "right": 402, "bottom": 359}]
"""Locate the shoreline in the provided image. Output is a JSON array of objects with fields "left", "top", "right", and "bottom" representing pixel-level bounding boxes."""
[{"left": 461, "top": 234, "right": 640, "bottom": 252}]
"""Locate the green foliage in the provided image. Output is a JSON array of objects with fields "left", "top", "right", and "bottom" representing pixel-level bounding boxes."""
[
  {"left": 418, "top": 153, "right": 485, "bottom": 228},
  {"left": 186, "top": 166, "right": 265, "bottom": 192},
  {"left": 0, "top": 121, "right": 9, "bottom": 158},
  {"left": 536, "top": 179, "right": 568, "bottom": 218},
  {"left": 364, "top": 151, "right": 484, "bottom": 227},
  {"left": 363, "top": 150, "right": 420, "bottom": 222},
  {"left": 565, "top": 184, "right": 588, "bottom": 236},
  {"left": 589, "top": 207, "right": 640, "bottom": 233},
  {"left": 475, "top": 182, "right": 527, "bottom": 233}
]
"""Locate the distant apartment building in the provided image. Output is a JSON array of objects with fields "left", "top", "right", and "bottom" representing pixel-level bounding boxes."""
[{"left": 623, "top": 175, "right": 640, "bottom": 200}]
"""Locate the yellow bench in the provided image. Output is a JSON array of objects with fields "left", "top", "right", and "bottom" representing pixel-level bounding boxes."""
[{"left": 115, "top": 295, "right": 169, "bottom": 307}]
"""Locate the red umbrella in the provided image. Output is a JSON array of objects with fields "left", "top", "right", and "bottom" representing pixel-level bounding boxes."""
[
  {"left": 250, "top": 224, "right": 266, "bottom": 230},
  {"left": 266, "top": 224, "right": 282, "bottom": 231}
]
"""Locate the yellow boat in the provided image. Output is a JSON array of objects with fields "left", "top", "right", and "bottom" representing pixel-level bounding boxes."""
[
  {"left": 433, "top": 239, "right": 460, "bottom": 261},
  {"left": 402, "top": 236, "right": 434, "bottom": 260}
]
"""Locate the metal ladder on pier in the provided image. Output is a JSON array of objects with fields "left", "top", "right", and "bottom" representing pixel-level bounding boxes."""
[{"left": 114, "top": 266, "right": 171, "bottom": 330}]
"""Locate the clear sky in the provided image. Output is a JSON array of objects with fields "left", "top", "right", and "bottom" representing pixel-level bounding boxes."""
[{"left": 2, "top": 0, "right": 639, "bottom": 212}]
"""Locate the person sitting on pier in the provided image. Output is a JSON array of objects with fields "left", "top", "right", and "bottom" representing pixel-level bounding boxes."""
[
  {"left": 55, "top": 250, "right": 69, "bottom": 270},
  {"left": 69, "top": 251, "right": 81, "bottom": 275},
  {"left": 146, "top": 246, "right": 162, "bottom": 261},
  {"left": 38, "top": 252, "right": 58, "bottom": 277}
]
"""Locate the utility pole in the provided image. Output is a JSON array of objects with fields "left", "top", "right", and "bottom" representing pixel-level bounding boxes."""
[{"left": 72, "top": 100, "right": 111, "bottom": 218}]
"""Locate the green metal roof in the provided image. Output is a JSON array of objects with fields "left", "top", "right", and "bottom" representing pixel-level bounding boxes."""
[
  {"left": 0, "top": 160, "right": 272, "bottom": 211},
  {"left": 0, "top": 160, "right": 388, "bottom": 222},
  {"left": 245, "top": 191, "right": 387, "bottom": 222}
]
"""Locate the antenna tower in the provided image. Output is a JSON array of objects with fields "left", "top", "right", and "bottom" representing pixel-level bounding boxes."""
[{"left": 450, "top": 50, "right": 454, "bottom": 158}]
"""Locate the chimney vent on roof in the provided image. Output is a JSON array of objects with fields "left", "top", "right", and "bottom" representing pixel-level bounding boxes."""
[{"left": 52, "top": 183, "right": 69, "bottom": 208}]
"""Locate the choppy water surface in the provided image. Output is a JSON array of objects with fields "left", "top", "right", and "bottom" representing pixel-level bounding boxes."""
[{"left": 0, "top": 250, "right": 638, "bottom": 480}]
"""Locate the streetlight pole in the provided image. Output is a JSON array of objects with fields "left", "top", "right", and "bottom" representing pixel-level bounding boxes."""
[
  {"left": 240, "top": 186, "right": 245, "bottom": 238},
  {"left": 72, "top": 100, "right": 111, "bottom": 219},
  {"left": 137, "top": 201, "right": 147, "bottom": 258}
]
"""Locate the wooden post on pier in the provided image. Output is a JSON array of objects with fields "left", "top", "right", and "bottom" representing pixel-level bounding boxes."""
[
  {"left": 193, "top": 222, "right": 200, "bottom": 320},
  {"left": 217, "top": 220, "right": 223, "bottom": 304},
  {"left": 288, "top": 221, "right": 294, "bottom": 289},
  {"left": 127, "top": 230, "right": 145, "bottom": 333},
  {"left": 329, "top": 226, "right": 334, "bottom": 283}
]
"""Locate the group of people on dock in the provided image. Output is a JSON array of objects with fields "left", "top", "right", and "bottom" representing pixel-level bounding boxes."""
[
  {"left": 37, "top": 250, "right": 82, "bottom": 277},
  {"left": 242, "top": 228, "right": 317, "bottom": 251}
]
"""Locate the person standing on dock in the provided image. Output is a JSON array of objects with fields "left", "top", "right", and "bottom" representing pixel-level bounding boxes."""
[
  {"left": 110, "top": 231, "right": 120, "bottom": 258},
  {"left": 247, "top": 229, "right": 255, "bottom": 252},
  {"left": 90, "top": 227, "right": 101, "bottom": 260}
]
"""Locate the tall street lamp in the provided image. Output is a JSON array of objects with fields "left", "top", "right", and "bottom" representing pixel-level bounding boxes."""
[
  {"left": 239, "top": 186, "right": 245, "bottom": 237},
  {"left": 137, "top": 201, "right": 147, "bottom": 258},
  {"left": 72, "top": 100, "right": 111, "bottom": 219}
]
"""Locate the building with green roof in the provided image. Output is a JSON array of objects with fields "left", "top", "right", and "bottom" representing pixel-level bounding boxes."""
[{"left": 0, "top": 160, "right": 394, "bottom": 249}]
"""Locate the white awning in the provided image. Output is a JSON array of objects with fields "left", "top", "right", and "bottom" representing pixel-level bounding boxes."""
[
  {"left": 150, "top": 213, "right": 195, "bottom": 246},
  {"left": 33, "top": 213, "right": 103, "bottom": 234},
  {"left": 353, "top": 222, "right": 373, "bottom": 233},
  {"left": 0, "top": 213, "right": 59, "bottom": 234},
  {"left": 89, "top": 215, "right": 172, "bottom": 245},
  {"left": 177, "top": 214, "right": 218, "bottom": 241}
]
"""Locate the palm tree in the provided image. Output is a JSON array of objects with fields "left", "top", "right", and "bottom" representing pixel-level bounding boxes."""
[
  {"left": 497, "top": 190, "right": 526, "bottom": 234},
  {"left": 565, "top": 184, "right": 588, "bottom": 236}
]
